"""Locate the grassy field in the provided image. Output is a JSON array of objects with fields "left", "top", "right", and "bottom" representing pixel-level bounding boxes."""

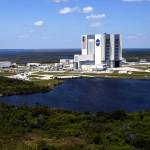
[
  {"left": 33, "top": 79, "right": 63, "bottom": 88},
  {"left": 82, "top": 71, "right": 150, "bottom": 79},
  {"left": 0, "top": 71, "right": 16, "bottom": 76},
  {"left": 0, "top": 103, "right": 149, "bottom": 150},
  {"left": 34, "top": 71, "right": 150, "bottom": 79}
]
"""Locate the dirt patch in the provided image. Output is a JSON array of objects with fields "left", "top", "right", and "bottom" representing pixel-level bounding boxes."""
[{"left": 22, "top": 134, "right": 84, "bottom": 148}]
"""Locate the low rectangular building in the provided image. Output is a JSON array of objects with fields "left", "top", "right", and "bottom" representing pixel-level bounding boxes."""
[{"left": 0, "top": 61, "right": 11, "bottom": 68}]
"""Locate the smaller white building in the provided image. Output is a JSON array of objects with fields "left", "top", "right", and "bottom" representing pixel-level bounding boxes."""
[
  {"left": 118, "top": 70, "right": 127, "bottom": 74},
  {"left": 0, "top": 61, "right": 11, "bottom": 68},
  {"left": 27, "top": 63, "right": 41, "bottom": 67},
  {"left": 91, "top": 65, "right": 107, "bottom": 71},
  {"left": 15, "top": 73, "right": 28, "bottom": 80},
  {"left": 60, "top": 59, "right": 74, "bottom": 64},
  {"left": 63, "top": 64, "right": 74, "bottom": 70},
  {"left": 74, "top": 55, "right": 95, "bottom": 68}
]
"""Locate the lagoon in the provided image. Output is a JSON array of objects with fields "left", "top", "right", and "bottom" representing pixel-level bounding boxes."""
[{"left": 0, "top": 78, "right": 150, "bottom": 113}]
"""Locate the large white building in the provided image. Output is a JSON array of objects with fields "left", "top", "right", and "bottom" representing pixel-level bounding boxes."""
[{"left": 74, "top": 33, "right": 122, "bottom": 69}]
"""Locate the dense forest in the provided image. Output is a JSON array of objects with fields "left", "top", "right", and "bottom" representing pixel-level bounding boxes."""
[
  {"left": 0, "top": 49, "right": 150, "bottom": 64},
  {"left": 0, "top": 50, "right": 77, "bottom": 64},
  {"left": 0, "top": 103, "right": 149, "bottom": 150},
  {"left": 0, "top": 77, "right": 63, "bottom": 96},
  {"left": 123, "top": 50, "right": 150, "bottom": 62}
]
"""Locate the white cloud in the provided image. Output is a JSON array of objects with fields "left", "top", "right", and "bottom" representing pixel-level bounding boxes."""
[
  {"left": 52, "top": 0, "right": 68, "bottom": 3},
  {"left": 58, "top": 6, "right": 94, "bottom": 14},
  {"left": 82, "top": 6, "right": 93, "bottom": 13},
  {"left": 18, "top": 34, "right": 30, "bottom": 39},
  {"left": 18, "top": 35, "right": 25, "bottom": 39},
  {"left": 125, "top": 35, "right": 138, "bottom": 39},
  {"left": 33, "top": 21, "right": 44, "bottom": 26},
  {"left": 90, "top": 22, "right": 103, "bottom": 27},
  {"left": 86, "top": 13, "right": 106, "bottom": 19},
  {"left": 30, "top": 30, "right": 36, "bottom": 33},
  {"left": 18, "top": 30, "right": 39, "bottom": 39},
  {"left": 41, "top": 36, "right": 50, "bottom": 40},
  {"left": 122, "top": 0, "right": 150, "bottom": 2},
  {"left": 137, "top": 33, "right": 142, "bottom": 36},
  {"left": 125, "top": 34, "right": 144, "bottom": 39},
  {"left": 59, "top": 6, "right": 79, "bottom": 14}
]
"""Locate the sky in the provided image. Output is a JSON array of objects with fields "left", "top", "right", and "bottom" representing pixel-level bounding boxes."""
[{"left": 0, "top": 0, "right": 150, "bottom": 49}]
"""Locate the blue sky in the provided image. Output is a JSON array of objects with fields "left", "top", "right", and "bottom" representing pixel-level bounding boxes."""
[{"left": 0, "top": 0, "right": 150, "bottom": 49}]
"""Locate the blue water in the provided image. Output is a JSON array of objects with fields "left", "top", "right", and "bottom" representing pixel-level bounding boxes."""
[{"left": 0, "top": 78, "right": 150, "bottom": 113}]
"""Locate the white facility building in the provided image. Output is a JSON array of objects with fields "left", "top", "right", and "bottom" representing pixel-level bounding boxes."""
[
  {"left": 60, "top": 59, "right": 74, "bottom": 64},
  {"left": 74, "top": 33, "right": 122, "bottom": 69},
  {"left": 0, "top": 61, "right": 11, "bottom": 68},
  {"left": 27, "top": 63, "right": 41, "bottom": 67}
]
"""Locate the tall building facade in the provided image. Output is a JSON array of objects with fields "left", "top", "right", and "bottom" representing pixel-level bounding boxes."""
[{"left": 74, "top": 33, "right": 122, "bottom": 68}]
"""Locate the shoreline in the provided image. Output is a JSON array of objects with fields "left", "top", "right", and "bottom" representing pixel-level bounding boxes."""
[
  {"left": 1, "top": 69, "right": 150, "bottom": 97},
  {"left": 1, "top": 75, "right": 150, "bottom": 97}
]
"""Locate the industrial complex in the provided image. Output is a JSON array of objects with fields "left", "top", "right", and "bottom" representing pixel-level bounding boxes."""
[
  {"left": 0, "top": 33, "right": 123, "bottom": 72},
  {"left": 0, "top": 33, "right": 150, "bottom": 80}
]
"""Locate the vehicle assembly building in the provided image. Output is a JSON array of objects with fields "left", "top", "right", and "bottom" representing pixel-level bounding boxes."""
[{"left": 74, "top": 33, "right": 122, "bottom": 69}]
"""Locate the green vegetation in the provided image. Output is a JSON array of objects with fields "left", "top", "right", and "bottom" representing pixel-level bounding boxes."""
[
  {"left": 40, "top": 60, "right": 59, "bottom": 64},
  {"left": 0, "top": 76, "right": 63, "bottom": 96},
  {"left": 0, "top": 71, "right": 16, "bottom": 76},
  {"left": 82, "top": 71, "right": 150, "bottom": 79},
  {"left": 0, "top": 103, "right": 149, "bottom": 150},
  {"left": 33, "top": 79, "right": 63, "bottom": 88},
  {"left": 123, "top": 50, "right": 150, "bottom": 62},
  {"left": 0, "top": 51, "right": 77, "bottom": 64},
  {"left": 1, "top": 49, "right": 150, "bottom": 64}
]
